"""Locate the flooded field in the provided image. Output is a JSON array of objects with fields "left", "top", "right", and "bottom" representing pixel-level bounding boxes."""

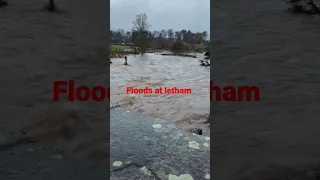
[
  {"left": 212, "top": 0, "right": 320, "bottom": 179},
  {"left": 111, "top": 53, "right": 210, "bottom": 135}
]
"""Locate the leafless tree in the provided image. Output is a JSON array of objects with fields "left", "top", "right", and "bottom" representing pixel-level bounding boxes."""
[
  {"left": 117, "top": 29, "right": 125, "bottom": 36},
  {"left": 160, "top": 29, "right": 167, "bottom": 39},
  {"left": 167, "top": 29, "right": 174, "bottom": 40},
  {"left": 125, "top": 31, "right": 131, "bottom": 39},
  {"left": 202, "top": 31, "right": 208, "bottom": 41},
  {"left": 132, "top": 13, "right": 151, "bottom": 32},
  {"left": 152, "top": 31, "right": 160, "bottom": 38},
  {"left": 131, "top": 13, "right": 151, "bottom": 54}
]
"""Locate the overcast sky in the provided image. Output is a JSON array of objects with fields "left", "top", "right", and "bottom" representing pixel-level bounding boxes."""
[{"left": 110, "top": 0, "right": 210, "bottom": 37}]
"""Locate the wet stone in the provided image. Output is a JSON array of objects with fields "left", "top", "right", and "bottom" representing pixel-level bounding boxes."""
[
  {"left": 112, "top": 161, "right": 122, "bottom": 167},
  {"left": 190, "top": 128, "right": 202, "bottom": 135},
  {"left": 110, "top": 106, "right": 210, "bottom": 179},
  {"left": 111, "top": 164, "right": 158, "bottom": 180}
]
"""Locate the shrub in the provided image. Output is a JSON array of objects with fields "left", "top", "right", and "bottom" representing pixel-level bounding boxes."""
[{"left": 171, "top": 40, "right": 190, "bottom": 53}]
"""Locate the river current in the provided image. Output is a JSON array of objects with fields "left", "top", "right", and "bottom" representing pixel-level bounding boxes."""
[{"left": 111, "top": 53, "right": 210, "bottom": 135}]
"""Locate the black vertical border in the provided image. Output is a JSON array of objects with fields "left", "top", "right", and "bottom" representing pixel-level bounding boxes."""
[
  {"left": 107, "top": 0, "right": 111, "bottom": 175},
  {"left": 210, "top": 0, "right": 214, "bottom": 178}
]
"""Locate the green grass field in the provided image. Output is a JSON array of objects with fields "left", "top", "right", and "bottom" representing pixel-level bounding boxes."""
[
  {"left": 110, "top": 45, "right": 136, "bottom": 58},
  {"left": 110, "top": 45, "right": 132, "bottom": 52}
]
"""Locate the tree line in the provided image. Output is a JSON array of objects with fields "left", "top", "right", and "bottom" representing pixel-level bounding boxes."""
[
  {"left": 111, "top": 13, "right": 209, "bottom": 53},
  {"left": 111, "top": 29, "right": 208, "bottom": 44}
]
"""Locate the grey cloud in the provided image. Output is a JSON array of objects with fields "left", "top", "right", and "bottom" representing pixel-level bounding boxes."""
[{"left": 111, "top": 0, "right": 209, "bottom": 36}]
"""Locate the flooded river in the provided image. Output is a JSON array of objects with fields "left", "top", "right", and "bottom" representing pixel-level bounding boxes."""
[
  {"left": 1, "top": 0, "right": 109, "bottom": 163},
  {"left": 212, "top": 0, "right": 320, "bottom": 179},
  {"left": 111, "top": 53, "right": 210, "bottom": 135}
]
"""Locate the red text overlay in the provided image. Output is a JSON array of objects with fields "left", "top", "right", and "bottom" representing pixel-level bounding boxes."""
[
  {"left": 210, "top": 81, "right": 260, "bottom": 102},
  {"left": 53, "top": 80, "right": 110, "bottom": 102},
  {"left": 126, "top": 86, "right": 192, "bottom": 94},
  {"left": 52, "top": 80, "right": 260, "bottom": 102}
]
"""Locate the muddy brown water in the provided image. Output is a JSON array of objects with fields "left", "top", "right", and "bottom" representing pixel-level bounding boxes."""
[
  {"left": 0, "top": 0, "right": 109, "bottom": 163},
  {"left": 212, "top": 0, "right": 320, "bottom": 179},
  {"left": 111, "top": 53, "right": 210, "bottom": 135}
]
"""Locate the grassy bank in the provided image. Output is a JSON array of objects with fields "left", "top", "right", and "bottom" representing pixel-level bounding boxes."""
[
  {"left": 110, "top": 44, "right": 135, "bottom": 58},
  {"left": 110, "top": 44, "right": 207, "bottom": 59}
]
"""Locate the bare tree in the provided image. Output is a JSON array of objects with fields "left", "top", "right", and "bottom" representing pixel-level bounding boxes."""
[
  {"left": 117, "top": 29, "right": 125, "bottom": 36},
  {"left": 125, "top": 31, "right": 131, "bottom": 39},
  {"left": 167, "top": 29, "right": 174, "bottom": 39},
  {"left": 132, "top": 13, "right": 151, "bottom": 32},
  {"left": 202, "top": 31, "right": 208, "bottom": 41},
  {"left": 180, "top": 29, "right": 187, "bottom": 40},
  {"left": 160, "top": 29, "right": 167, "bottom": 39},
  {"left": 132, "top": 13, "right": 151, "bottom": 54},
  {"left": 152, "top": 31, "right": 160, "bottom": 38},
  {"left": 174, "top": 31, "right": 181, "bottom": 40}
]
